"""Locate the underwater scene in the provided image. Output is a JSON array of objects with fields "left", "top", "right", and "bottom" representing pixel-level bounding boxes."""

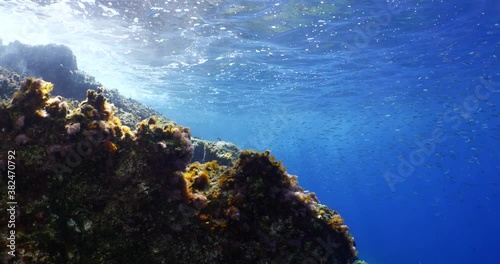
[{"left": 0, "top": 0, "right": 499, "bottom": 263}]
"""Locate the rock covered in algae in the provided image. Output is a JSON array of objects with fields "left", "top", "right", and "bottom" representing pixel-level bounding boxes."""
[
  {"left": 0, "top": 42, "right": 162, "bottom": 124},
  {"left": 0, "top": 67, "right": 24, "bottom": 97},
  {"left": 0, "top": 78, "right": 362, "bottom": 264},
  {"left": 191, "top": 138, "right": 240, "bottom": 167},
  {"left": 0, "top": 63, "right": 239, "bottom": 168}
]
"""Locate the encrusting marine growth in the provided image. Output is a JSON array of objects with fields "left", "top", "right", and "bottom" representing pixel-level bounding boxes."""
[{"left": 0, "top": 77, "right": 365, "bottom": 263}]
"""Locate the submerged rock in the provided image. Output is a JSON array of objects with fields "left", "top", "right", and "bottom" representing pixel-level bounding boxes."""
[
  {"left": 0, "top": 61, "right": 238, "bottom": 168},
  {"left": 0, "top": 67, "right": 24, "bottom": 98},
  {"left": 0, "top": 78, "right": 362, "bottom": 263},
  {"left": 0, "top": 42, "right": 162, "bottom": 124},
  {"left": 192, "top": 138, "right": 240, "bottom": 166},
  {"left": 0, "top": 41, "right": 100, "bottom": 100}
]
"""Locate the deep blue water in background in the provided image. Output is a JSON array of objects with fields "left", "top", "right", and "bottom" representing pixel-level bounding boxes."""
[{"left": 1, "top": 0, "right": 499, "bottom": 263}]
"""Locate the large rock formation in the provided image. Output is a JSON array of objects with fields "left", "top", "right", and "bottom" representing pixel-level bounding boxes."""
[{"left": 0, "top": 78, "right": 360, "bottom": 263}]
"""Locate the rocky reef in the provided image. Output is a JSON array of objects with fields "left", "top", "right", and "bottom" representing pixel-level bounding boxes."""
[
  {"left": 0, "top": 41, "right": 163, "bottom": 128},
  {"left": 0, "top": 65, "right": 239, "bottom": 167},
  {"left": 0, "top": 78, "right": 361, "bottom": 263},
  {"left": 0, "top": 41, "right": 364, "bottom": 263},
  {"left": 0, "top": 40, "right": 240, "bottom": 165}
]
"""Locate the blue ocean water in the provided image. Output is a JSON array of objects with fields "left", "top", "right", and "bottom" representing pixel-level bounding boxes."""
[{"left": 1, "top": 0, "right": 499, "bottom": 263}]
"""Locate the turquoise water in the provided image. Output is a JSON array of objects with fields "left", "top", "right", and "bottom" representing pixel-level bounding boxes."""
[{"left": 1, "top": 0, "right": 499, "bottom": 263}]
